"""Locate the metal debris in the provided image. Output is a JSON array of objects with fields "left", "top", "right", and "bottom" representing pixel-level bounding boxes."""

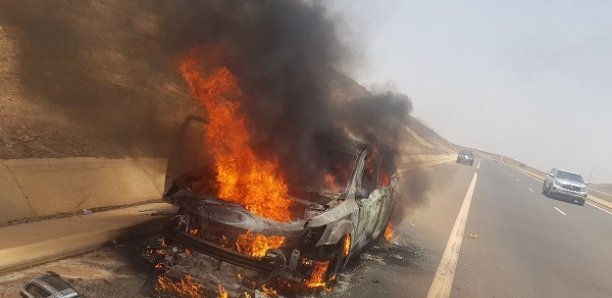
[
  {"left": 465, "top": 233, "right": 478, "bottom": 239},
  {"left": 360, "top": 254, "right": 386, "bottom": 265}
]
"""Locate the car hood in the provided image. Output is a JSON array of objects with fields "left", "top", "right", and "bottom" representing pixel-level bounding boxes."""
[
  {"left": 174, "top": 192, "right": 307, "bottom": 233},
  {"left": 555, "top": 178, "right": 586, "bottom": 188}
]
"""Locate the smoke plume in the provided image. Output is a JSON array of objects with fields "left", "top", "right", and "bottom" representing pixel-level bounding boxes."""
[{"left": 170, "top": 0, "right": 415, "bottom": 192}]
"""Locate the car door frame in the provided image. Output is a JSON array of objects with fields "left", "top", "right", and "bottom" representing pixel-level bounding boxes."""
[
  {"left": 353, "top": 150, "right": 385, "bottom": 248},
  {"left": 371, "top": 167, "right": 397, "bottom": 240}
]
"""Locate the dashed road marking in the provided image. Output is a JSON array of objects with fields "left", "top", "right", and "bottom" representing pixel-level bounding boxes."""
[
  {"left": 476, "top": 161, "right": 480, "bottom": 169},
  {"left": 554, "top": 207, "right": 567, "bottom": 216},
  {"left": 586, "top": 202, "right": 612, "bottom": 215},
  {"left": 428, "top": 173, "right": 478, "bottom": 298},
  {"left": 528, "top": 188, "right": 534, "bottom": 192},
  {"left": 515, "top": 178, "right": 520, "bottom": 182}
]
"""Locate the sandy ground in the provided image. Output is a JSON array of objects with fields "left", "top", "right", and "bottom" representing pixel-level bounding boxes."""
[
  {"left": 0, "top": 237, "right": 154, "bottom": 297},
  {"left": 0, "top": 2, "right": 198, "bottom": 159},
  {"left": 0, "top": 233, "right": 417, "bottom": 298}
]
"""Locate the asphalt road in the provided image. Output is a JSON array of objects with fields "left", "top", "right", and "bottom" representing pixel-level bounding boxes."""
[{"left": 346, "top": 159, "right": 612, "bottom": 297}]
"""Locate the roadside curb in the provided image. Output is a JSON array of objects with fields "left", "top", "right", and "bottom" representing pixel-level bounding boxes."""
[{"left": 0, "top": 203, "right": 176, "bottom": 274}]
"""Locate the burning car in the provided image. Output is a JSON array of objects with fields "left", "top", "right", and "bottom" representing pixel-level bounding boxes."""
[{"left": 162, "top": 115, "right": 398, "bottom": 286}]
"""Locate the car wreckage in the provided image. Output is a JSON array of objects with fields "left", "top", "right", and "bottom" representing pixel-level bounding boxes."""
[{"left": 162, "top": 116, "right": 398, "bottom": 284}]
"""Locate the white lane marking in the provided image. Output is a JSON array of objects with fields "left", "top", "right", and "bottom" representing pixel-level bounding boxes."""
[
  {"left": 428, "top": 173, "right": 478, "bottom": 298},
  {"left": 554, "top": 207, "right": 567, "bottom": 216},
  {"left": 528, "top": 188, "right": 534, "bottom": 192},
  {"left": 476, "top": 161, "right": 480, "bottom": 169},
  {"left": 515, "top": 178, "right": 519, "bottom": 182},
  {"left": 586, "top": 202, "right": 612, "bottom": 215}
]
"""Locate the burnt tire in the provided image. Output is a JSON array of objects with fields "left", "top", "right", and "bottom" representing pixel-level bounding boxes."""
[{"left": 325, "top": 234, "right": 351, "bottom": 281}]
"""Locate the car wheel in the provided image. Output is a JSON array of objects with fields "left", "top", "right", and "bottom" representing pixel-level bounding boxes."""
[
  {"left": 325, "top": 233, "right": 351, "bottom": 281},
  {"left": 578, "top": 199, "right": 585, "bottom": 206},
  {"left": 545, "top": 184, "right": 552, "bottom": 197}
]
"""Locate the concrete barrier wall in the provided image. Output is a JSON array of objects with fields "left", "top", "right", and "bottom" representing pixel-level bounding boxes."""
[
  {"left": 0, "top": 154, "right": 452, "bottom": 224},
  {"left": 0, "top": 158, "right": 166, "bottom": 224}
]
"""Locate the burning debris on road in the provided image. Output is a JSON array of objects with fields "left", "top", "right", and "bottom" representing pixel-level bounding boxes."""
[
  {"left": 144, "top": 236, "right": 343, "bottom": 297},
  {"left": 143, "top": 224, "right": 411, "bottom": 297},
  {"left": 384, "top": 223, "right": 395, "bottom": 242},
  {"left": 156, "top": 275, "right": 204, "bottom": 298}
]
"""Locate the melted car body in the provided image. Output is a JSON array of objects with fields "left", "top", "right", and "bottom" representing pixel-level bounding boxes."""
[{"left": 162, "top": 116, "right": 397, "bottom": 282}]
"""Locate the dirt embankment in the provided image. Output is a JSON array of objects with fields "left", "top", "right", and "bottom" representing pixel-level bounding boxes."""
[
  {"left": 0, "top": 1, "right": 453, "bottom": 159},
  {"left": 0, "top": 1, "right": 201, "bottom": 159}
]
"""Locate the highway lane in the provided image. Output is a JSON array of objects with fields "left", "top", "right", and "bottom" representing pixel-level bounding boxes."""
[
  {"left": 347, "top": 159, "right": 612, "bottom": 297},
  {"left": 453, "top": 160, "right": 612, "bottom": 297}
]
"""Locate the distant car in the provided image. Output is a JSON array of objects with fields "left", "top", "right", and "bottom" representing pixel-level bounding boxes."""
[
  {"left": 543, "top": 168, "right": 588, "bottom": 206},
  {"left": 456, "top": 150, "right": 475, "bottom": 166}
]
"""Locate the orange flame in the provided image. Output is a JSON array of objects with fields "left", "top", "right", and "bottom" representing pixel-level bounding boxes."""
[
  {"left": 342, "top": 233, "right": 351, "bottom": 257},
  {"left": 324, "top": 173, "right": 344, "bottom": 193},
  {"left": 380, "top": 169, "right": 391, "bottom": 187},
  {"left": 384, "top": 222, "right": 394, "bottom": 241},
  {"left": 179, "top": 48, "right": 292, "bottom": 222},
  {"left": 235, "top": 230, "right": 285, "bottom": 258},
  {"left": 218, "top": 283, "right": 229, "bottom": 298},
  {"left": 260, "top": 284, "right": 278, "bottom": 297},
  {"left": 156, "top": 275, "right": 203, "bottom": 298},
  {"left": 306, "top": 261, "right": 330, "bottom": 288}
]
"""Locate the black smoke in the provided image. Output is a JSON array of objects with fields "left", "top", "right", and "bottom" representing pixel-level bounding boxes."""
[{"left": 167, "top": 0, "right": 415, "bottom": 193}]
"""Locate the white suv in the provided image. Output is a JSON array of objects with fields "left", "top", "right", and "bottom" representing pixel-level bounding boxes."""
[{"left": 543, "top": 168, "right": 588, "bottom": 206}]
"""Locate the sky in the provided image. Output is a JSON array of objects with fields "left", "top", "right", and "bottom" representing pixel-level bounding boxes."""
[{"left": 326, "top": 0, "right": 612, "bottom": 183}]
